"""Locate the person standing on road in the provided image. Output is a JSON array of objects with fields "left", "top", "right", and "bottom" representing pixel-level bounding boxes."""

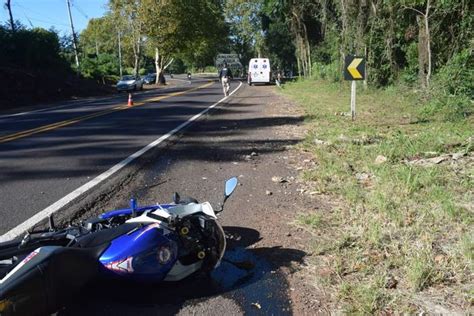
[{"left": 219, "top": 62, "right": 233, "bottom": 97}]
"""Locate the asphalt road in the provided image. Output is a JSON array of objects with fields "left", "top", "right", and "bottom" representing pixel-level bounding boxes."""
[{"left": 0, "top": 75, "right": 231, "bottom": 236}]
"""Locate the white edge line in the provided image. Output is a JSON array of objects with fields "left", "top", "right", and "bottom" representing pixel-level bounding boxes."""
[{"left": 0, "top": 81, "right": 243, "bottom": 242}]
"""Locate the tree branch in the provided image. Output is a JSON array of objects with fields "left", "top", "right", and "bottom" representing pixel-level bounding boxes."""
[{"left": 402, "top": 6, "right": 425, "bottom": 17}]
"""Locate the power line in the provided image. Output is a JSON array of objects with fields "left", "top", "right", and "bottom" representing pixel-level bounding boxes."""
[
  {"left": 71, "top": 1, "right": 89, "bottom": 20},
  {"left": 12, "top": 3, "right": 70, "bottom": 27},
  {"left": 24, "top": 16, "right": 70, "bottom": 28}
]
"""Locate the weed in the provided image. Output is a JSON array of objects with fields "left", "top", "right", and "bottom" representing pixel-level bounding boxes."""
[
  {"left": 297, "top": 213, "right": 323, "bottom": 230},
  {"left": 407, "top": 249, "right": 436, "bottom": 291},
  {"left": 339, "top": 276, "right": 387, "bottom": 314}
]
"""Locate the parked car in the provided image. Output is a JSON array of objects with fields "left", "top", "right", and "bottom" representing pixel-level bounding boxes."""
[
  {"left": 143, "top": 73, "right": 157, "bottom": 85},
  {"left": 116, "top": 75, "right": 144, "bottom": 92}
]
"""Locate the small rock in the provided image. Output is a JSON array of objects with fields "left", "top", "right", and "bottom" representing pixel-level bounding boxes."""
[
  {"left": 375, "top": 155, "right": 387, "bottom": 164},
  {"left": 356, "top": 172, "right": 371, "bottom": 181},
  {"left": 250, "top": 151, "right": 258, "bottom": 156},
  {"left": 452, "top": 152, "right": 465, "bottom": 160},
  {"left": 202, "top": 177, "right": 207, "bottom": 180},
  {"left": 434, "top": 254, "right": 445, "bottom": 263},
  {"left": 287, "top": 232, "right": 292, "bottom": 237},
  {"left": 266, "top": 190, "right": 273, "bottom": 196},
  {"left": 251, "top": 303, "right": 262, "bottom": 309},
  {"left": 245, "top": 155, "right": 252, "bottom": 160},
  {"left": 272, "top": 176, "right": 282, "bottom": 183},
  {"left": 314, "top": 138, "right": 330, "bottom": 145},
  {"left": 338, "top": 134, "right": 350, "bottom": 143}
]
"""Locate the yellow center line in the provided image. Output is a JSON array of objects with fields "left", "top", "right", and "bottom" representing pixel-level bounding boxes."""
[{"left": 0, "top": 81, "right": 214, "bottom": 144}]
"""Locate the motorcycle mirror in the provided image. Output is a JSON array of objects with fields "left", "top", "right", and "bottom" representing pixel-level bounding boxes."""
[
  {"left": 224, "top": 177, "right": 238, "bottom": 198},
  {"left": 216, "top": 177, "right": 238, "bottom": 214}
]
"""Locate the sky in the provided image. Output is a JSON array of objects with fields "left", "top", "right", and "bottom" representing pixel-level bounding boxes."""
[{"left": 1, "top": 0, "right": 108, "bottom": 35}]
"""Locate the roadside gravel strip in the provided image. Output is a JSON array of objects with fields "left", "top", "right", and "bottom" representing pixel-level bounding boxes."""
[
  {"left": 62, "top": 84, "right": 324, "bottom": 315},
  {"left": 0, "top": 82, "right": 243, "bottom": 242}
]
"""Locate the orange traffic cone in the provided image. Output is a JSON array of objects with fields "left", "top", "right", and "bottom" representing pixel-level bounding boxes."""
[{"left": 128, "top": 93, "right": 134, "bottom": 106}]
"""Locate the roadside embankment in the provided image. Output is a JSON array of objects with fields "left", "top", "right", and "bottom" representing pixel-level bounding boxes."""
[{"left": 280, "top": 79, "right": 473, "bottom": 313}]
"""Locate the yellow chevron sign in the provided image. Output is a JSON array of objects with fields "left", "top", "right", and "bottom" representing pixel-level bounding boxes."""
[{"left": 344, "top": 55, "right": 365, "bottom": 80}]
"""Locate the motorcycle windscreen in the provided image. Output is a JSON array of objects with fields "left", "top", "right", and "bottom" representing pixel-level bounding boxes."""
[{"left": 0, "top": 246, "right": 103, "bottom": 316}]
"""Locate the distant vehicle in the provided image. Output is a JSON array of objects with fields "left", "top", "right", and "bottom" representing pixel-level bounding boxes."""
[
  {"left": 247, "top": 58, "right": 271, "bottom": 85},
  {"left": 215, "top": 53, "right": 243, "bottom": 78},
  {"left": 143, "top": 73, "right": 157, "bottom": 85},
  {"left": 116, "top": 75, "right": 144, "bottom": 92}
]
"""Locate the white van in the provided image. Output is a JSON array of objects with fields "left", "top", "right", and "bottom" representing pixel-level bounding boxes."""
[{"left": 247, "top": 58, "right": 271, "bottom": 85}]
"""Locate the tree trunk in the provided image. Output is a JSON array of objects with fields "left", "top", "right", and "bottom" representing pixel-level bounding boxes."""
[
  {"left": 417, "top": 15, "right": 428, "bottom": 89},
  {"left": 303, "top": 22, "right": 311, "bottom": 77},
  {"left": 133, "top": 39, "right": 141, "bottom": 76},
  {"left": 425, "top": 0, "right": 431, "bottom": 88},
  {"left": 6, "top": 0, "right": 15, "bottom": 32},
  {"left": 155, "top": 47, "right": 162, "bottom": 85}
]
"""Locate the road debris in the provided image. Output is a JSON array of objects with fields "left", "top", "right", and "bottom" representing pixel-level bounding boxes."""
[
  {"left": 272, "top": 176, "right": 288, "bottom": 183},
  {"left": 251, "top": 302, "right": 262, "bottom": 309}
]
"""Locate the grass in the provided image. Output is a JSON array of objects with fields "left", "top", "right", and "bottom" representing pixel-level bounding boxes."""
[{"left": 280, "top": 79, "right": 473, "bottom": 313}]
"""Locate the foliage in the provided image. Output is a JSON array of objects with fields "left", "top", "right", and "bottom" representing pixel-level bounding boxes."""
[
  {"left": 0, "top": 25, "right": 67, "bottom": 70},
  {"left": 420, "top": 48, "right": 474, "bottom": 121}
]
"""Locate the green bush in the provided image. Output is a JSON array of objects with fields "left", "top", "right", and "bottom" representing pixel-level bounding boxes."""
[
  {"left": 0, "top": 26, "right": 67, "bottom": 70},
  {"left": 420, "top": 49, "right": 473, "bottom": 121},
  {"left": 312, "top": 61, "right": 341, "bottom": 82}
]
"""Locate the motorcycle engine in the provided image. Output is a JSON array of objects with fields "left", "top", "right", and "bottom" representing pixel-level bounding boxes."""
[{"left": 175, "top": 214, "right": 225, "bottom": 272}]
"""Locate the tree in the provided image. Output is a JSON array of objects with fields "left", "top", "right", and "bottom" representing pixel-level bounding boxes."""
[
  {"left": 403, "top": 0, "right": 432, "bottom": 88},
  {"left": 141, "top": 0, "right": 227, "bottom": 83},
  {"left": 109, "top": 0, "right": 144, "bottom": 76},
  {"left": 5, "top": 0, "right": 15, "bottom": 32},
  {"left": 225, "top": 0, "right": 265, "bottom": 59}
]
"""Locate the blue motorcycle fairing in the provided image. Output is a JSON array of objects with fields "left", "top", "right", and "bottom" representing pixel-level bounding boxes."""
[
  {"left": 99, "top": 224, "right": 178, "bottom": 282},
  {"left": 99, "top": 204, "right": 175, "bottom": 220}
]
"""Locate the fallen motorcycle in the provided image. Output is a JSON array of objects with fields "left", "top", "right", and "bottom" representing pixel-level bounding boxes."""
[{"left": 0, "top": 177, "right": 238, "bottom": 315}]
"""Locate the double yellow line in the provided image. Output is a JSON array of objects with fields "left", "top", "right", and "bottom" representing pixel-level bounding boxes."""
[{"left": 0, "top": 81, "right": 214, "bottom": 144}]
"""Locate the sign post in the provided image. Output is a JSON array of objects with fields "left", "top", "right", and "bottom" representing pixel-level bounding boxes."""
[
  {"left": 351, "top": 80, "right": 356, "bottom": 120},
  {"left": 344, "top": 55, "right": 365, "bottom": 121}
]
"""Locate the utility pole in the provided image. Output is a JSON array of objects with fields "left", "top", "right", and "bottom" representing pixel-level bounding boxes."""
[
  {"left": 66, "top": 0, "right": 80, "bottom": 71},
  {"left": 117, "top": 30, "right": 123, "bottom": 78}
]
